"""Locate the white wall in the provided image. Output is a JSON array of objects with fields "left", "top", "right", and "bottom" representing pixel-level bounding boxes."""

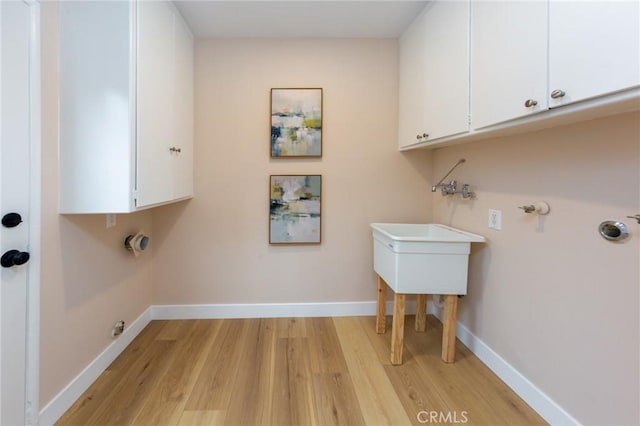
[
  {"left": 151, "top": 38, "right": 431, "bottom": 305},
  {"left": 432, "top": 112, "right": 640, "bottom": 426}
]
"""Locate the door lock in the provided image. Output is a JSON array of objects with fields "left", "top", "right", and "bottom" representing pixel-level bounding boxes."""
[
  {"left": 2, "top": 213, "right": 23, "bottom": 228},
  {"left": 1, "top": 250, "right": 30, "bottom": 268}
]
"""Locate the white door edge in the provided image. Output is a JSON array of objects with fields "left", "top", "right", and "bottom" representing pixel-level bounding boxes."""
[{"left": 25, "top": 1, "right": 41, "bottom": 424}]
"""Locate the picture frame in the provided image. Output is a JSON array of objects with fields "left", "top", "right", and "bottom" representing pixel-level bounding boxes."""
[
  {"left": 269, "top": 175, "right": 322, "bottom": 245},
  {"left": 270, "top": 88, "right": 323, "bottom": 158}
]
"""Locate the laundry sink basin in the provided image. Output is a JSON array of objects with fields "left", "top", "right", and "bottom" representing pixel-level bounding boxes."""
[{"left": 371, "top": 223, "right": 485, "bottom": 294}]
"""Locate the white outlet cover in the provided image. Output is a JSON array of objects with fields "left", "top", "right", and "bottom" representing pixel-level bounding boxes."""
[
  {"left": 106, "top": 214, "right": 116, "bottom": 229},
  {"left": 488, "top": 209, "right": 502, "bottom": 230}
]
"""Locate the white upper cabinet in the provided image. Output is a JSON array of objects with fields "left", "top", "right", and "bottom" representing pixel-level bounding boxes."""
[
  {"left": 471, "top": 1, "right": 548, "bottom": 129},
  {"left": 401, "top": 0, "right": 639, "bottom": 149},
  {"left": 548, "top": 0, "right": 640, "bottom": 107},
  {"left": 59, "top": 0, "right": 194, "bottom": 213},
  {"left": 398, "top": 1, "right": 470, "bottom": 148}
]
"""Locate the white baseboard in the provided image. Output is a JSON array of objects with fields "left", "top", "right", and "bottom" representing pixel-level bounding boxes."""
[
  {"left": 38, "top": 301, "right": 577, "bottom": 426},
  {"left": 428, "top": 302, "right": 579, "bottom": 426},
  {"left": 38, "top": 307, "right": 152, "bottom": 426},
  {"left": 151, "top": 300, "right": 417, "bottom": 320}
]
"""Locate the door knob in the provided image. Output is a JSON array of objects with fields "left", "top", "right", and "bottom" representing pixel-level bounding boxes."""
[
  {"left": 1, "top": 250, "right": 30, "bottom": 268},
  {"left": 2, "top": 213, "right": 23, "bottom": 228}
]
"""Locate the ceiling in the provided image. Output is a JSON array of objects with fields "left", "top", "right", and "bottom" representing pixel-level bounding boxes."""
[{"left": 174, "top": 1, "right": 429, "bottom": 39}]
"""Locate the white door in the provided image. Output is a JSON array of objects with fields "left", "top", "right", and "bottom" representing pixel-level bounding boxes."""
[{"left": 1, "top": 1, "right": 34, "bottom": 424}]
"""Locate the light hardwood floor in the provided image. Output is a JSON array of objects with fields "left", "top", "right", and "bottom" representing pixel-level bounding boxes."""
[{"left": 56, "top": 315, "right": 547, "bottom": 426}]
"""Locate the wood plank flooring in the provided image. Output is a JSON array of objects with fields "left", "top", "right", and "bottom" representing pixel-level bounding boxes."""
[{"left": 56, "top": 316, "right": 547, "bottom": 426}]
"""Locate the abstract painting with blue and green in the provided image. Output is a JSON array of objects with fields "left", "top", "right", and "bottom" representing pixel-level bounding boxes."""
[
  {"left": 271, "top": 88, "right": 322, "bottom": 157},
  {"left": 270, "top": 175, "right": 321, "bottom": 244}
]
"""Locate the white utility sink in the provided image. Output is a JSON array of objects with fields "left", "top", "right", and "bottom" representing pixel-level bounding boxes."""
[{"left": 371, "top": 223, "right": 485, "bottom": 294}]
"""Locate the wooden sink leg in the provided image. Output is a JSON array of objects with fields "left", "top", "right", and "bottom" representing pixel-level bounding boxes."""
[
  {"left": 415, "top": 294, "right": 427, "bottom": 332},
  {"left": 390, "top": 293, "right": 406, "bottom": 365},
  {"left": 442, "top": 294, "right": 458, "bottom": 363},
  {"left": 376, "top": 276, "right": 387, "bottom": 334}
]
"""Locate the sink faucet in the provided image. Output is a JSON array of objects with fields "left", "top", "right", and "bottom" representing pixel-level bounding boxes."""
[
  {"left": 434, "top": 180, "right": 458, "bottom": 195},
  {"left": 432, "top": 159, "right": 475, "bottom": 198}
]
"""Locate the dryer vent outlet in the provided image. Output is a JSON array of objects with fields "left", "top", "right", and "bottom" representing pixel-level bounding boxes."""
[{"left": 112, "top": 320, "right": 125, "bottom": 337}]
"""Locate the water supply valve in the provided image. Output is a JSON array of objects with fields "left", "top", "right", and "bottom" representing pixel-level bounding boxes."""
[{"left": 518, "top": 201, "right": 550, "bottom": 215}]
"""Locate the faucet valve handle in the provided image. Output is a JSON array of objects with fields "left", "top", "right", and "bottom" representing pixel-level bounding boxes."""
[
  {"left": 627, "top": 214, "right": 640, "bottom": 224},
  {"left": 461, "top": 184, "right": 474, "bottom": 198},
  {"left": 518, "top": 205, "right": 536, "bottom": 214},
  {"left": 519, "top": 202, "right": 550, "bottom": 215},
  {"left": 441, "top": 180, "right": 457, "bottom": 195}
]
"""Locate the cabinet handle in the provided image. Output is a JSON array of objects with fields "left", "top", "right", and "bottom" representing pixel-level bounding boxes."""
[
  {"left": 524, "top": 99, "right": 538, "bottom": 108},
  {"left": 550, "top": 89, "right": 566, "bottom": 99},
  {"left": 169, "top": 147, "right": 182, "bottom": 153}
]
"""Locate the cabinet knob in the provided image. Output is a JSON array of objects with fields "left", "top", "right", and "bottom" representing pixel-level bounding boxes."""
[
  {"left": 550, "top": 89, "right": 566, "bottom": 99},
  {"left": 422, "top": 133, "right": 429, "bottom": 139},
  {"left": 169, "top": 147, "right": 182, "bottom": 153},
  {"left": 416, "top": 134, "right": 422, "bottom": 140},
  {"left": 524, "top": 99, "right": 538, "bottom": 108}
]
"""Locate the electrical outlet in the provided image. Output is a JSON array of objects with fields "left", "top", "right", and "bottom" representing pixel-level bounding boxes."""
[
  {"left": 488, "top": 209, "right": 502, "bottom": 230},
  {"left": 106, "top": 214, "right": 116, "bottom": 229}
]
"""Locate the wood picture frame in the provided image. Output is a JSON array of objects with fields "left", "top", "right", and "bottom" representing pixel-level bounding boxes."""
[
  {"left": 269, "top": 175, "right": 321, "bottom": 244},
  {"left": 270, "top": 88, "right": 323, "bottom": 158}
]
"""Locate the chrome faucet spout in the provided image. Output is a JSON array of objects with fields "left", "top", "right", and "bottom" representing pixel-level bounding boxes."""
[{"left": 432, "top": 158, "right": 465, "bottom": 192}]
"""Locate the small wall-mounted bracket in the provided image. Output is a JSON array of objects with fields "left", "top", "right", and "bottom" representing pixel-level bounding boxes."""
[{"left": 111, "top": 320, "right": 125, "bottom": 337}]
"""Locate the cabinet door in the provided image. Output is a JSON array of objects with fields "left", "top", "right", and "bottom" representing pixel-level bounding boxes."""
[
  {"left": 471, "top": 1, "right": 548, "bottom": 129},
  {"left": 136, "top": 0, "right": 175, "bottom": 208},
  {"left": 398, "top": 10, "right": 428, "bottom": 148},
  {"left": 171, "top": 11, "right": 194, "bottom": 200},
  {"left": 549, "top": 0, "right": 640, "bottom": 107},
  {"left": 59, "top": 0, "right": 135, "bottom": 213},
  {"left": 421, "top": 1, "right": 469, "bottom": 141}
]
